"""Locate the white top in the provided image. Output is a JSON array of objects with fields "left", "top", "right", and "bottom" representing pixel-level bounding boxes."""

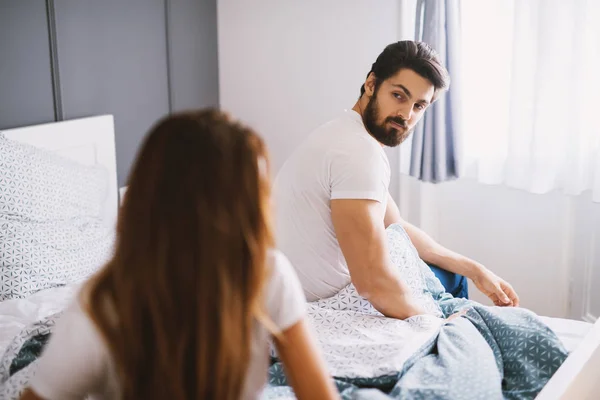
[
  {"left": 30, "top": 250, "right": 306, "bottom": 400},
  {"left": 273, "top": 110, "right": 391, "bottom": 301}
]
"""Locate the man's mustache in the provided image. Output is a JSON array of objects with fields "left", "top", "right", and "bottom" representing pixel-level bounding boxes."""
[{"left": 387, "top": 117, "right": 407, "bottom": 129}]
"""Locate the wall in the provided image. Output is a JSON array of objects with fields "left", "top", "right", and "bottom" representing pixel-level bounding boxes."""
[
  {"left": 217, "top": 0, "right": 402, "bottom": 197},
  {"left": 0, "top": 0, "right": 219, "bottom": 186}
]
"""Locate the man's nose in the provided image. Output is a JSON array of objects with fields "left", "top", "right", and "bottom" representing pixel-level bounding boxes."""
[{"left": 396, "top": 104, "right": 413, "bottom": 122}]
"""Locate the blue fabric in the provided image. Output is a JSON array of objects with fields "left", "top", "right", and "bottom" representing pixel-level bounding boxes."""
[{"left": 427, "top": 263, "right": 469, "bottom": 299}]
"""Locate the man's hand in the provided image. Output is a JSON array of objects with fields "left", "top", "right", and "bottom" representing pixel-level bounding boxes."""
[{"left": 471, "top": 267, "right": 520, "bottom": 307}]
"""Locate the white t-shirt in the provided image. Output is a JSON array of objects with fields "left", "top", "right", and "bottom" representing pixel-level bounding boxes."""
[
  {"left": 30, "top": 250, "right": 305, "bottom": 400},
  {"left": 273, "top": 110, "right": 391, "bottom": 301}
]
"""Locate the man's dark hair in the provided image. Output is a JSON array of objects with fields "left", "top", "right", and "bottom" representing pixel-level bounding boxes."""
[{"left": 360, "top": 41, "right": 450, "bottom": 100}]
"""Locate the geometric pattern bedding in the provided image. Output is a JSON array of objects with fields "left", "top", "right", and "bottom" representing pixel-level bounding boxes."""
[
  {"left": 0, "top": 215, "right": 114, "bottom": 300},
  {"left": 0, "top": 133, "right": 114, "bottom": 301},
  {"left": 0, "top": 133, "right": 108, "bottom": 221}
]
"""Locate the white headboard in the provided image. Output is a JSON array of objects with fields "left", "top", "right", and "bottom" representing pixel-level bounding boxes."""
[{"left": 1, "top": 115, "right": 119, "bottom": 227}]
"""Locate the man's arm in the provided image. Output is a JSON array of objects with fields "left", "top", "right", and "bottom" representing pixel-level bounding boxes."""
[
  {"left": 331, "top": 198, "right": 427, "bottom": 319},
  {"left": 384, "top": 193, "right": 519, "bottom": 306}
]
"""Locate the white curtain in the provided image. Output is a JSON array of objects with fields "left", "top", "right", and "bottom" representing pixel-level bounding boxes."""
[{"left": 460, "top": 0, "right": 600, "bottom": 202}]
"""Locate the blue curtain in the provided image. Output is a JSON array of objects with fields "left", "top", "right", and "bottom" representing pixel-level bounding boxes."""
[{"left": 410, "top": 0, "right": 462, "bottom": 183}]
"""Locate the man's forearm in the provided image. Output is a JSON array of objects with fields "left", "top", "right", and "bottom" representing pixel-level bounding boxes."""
[{"left": 400, "top": 221, "right": 484, "bottom": 280}]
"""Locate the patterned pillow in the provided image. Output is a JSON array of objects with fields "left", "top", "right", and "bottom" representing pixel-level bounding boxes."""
[
  {"left": 0, "top": 134, "right": 114, "bottom": 300},
  {"left": 0, "top": 133, "right": 108, "bottom": 220},
  {"left": 0, "top": 216, "right": 114, "bottom": 301}
]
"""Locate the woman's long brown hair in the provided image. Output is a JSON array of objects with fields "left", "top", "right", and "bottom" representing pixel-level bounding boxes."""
[{"left": 83, "top": 109, "right": 274, "bottom": 399}]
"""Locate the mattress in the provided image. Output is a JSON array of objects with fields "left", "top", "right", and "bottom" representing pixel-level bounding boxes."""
[{"left": 0, "top": 290, "right": 593, "bottom": 358}]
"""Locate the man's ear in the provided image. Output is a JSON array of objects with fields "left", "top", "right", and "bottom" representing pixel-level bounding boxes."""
[{"left": 364, "top": 72, "right": 377, "bottom": 97}]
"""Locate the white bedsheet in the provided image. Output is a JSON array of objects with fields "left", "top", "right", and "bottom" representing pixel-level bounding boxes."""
[
  {"left": 0, "top": 284, "right": 79, "bottom": 357},
  {"left": 0, "top": 288, "right": 593, "bottom": 359}
]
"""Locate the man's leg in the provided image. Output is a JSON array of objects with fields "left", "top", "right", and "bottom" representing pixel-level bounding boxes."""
[{"left": 427, "top": 263, "right": 469, "bottom": 299}]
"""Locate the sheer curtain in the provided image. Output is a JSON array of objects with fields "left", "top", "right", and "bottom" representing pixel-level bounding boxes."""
[{"left": 460, "top": 0, "right": 600, "bottom": 202}]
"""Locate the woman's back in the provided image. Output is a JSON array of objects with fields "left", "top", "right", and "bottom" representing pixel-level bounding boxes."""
[{"left": 29, "top": 250, "right": 304, "bottom": 400}]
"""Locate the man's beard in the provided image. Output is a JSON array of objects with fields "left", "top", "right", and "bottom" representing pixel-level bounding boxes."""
[{"left": 363, "top": 94, "right": 412, "bottom": 147}]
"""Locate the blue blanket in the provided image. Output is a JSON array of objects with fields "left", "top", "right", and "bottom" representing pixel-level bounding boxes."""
[{"left": 264, "top": 225, "right": 568, "bottom": 400}]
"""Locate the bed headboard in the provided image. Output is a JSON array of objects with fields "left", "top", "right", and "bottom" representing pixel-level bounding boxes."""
[{"left": 1, "top": 115, "right": 119, "bottom": 227}]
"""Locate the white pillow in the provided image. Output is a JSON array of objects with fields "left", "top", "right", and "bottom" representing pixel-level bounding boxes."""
[
  {"left": 0, "top": 134, "right": 113, "bottom": 300},
  {"left": 0, "top": 216, "right": 114, "bottom": 301},
  {"left": 0, "top": 133, "right": 108, "bottom": 221}
]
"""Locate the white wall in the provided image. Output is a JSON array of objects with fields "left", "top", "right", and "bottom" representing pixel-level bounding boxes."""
[{"left": 218, "top": 0, "right": 401, "bottom": 197}]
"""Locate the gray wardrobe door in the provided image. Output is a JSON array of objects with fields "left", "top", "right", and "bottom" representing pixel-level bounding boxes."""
[
  {"left": 53, "top": 0, "right": 170, "bottom": 186},
  {"left": 167, "top": 0, "right": 219, "bottom": 111},
  {"left": 0, "top": 1, "right": 56, "bottom": 129}
]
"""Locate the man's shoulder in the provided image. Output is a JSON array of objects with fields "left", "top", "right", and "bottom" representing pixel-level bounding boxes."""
[
  {"left": 314, "top": 112, "right": 365, "bottom": 136},
  {"left": 311, "top": 119, "right": 380, "bottom": 156}
]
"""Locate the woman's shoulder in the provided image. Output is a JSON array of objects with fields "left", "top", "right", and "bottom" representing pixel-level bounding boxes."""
[
  {"left": 266, "top": 249, "right": 299, "bottom": 286},
  {"left": 29, "top": 292, "right": 111, "bottom": 399},
  {"left": 53, "top": 286, "right": 114, "bottom": 362},
  {"left": 58, "top": 293, "right": 107, "bottom": 350},
  {"left": 264, "top": 249, "right": 307, "bottom": 330},
  {"left": 267, "top": 248, "right": 291, "bottom": 268}
]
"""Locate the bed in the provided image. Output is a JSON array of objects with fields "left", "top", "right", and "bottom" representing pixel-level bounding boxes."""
[
  {"left": 0, "top": 115, "right": 118, "bottom": 359},
  {"left": 0, "top": 117, "right": 599, "bottom": 399}
]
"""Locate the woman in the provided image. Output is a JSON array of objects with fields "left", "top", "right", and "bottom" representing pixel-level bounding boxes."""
[{"left": 21, "top": 110, "right": 339, "bottom": 400}]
